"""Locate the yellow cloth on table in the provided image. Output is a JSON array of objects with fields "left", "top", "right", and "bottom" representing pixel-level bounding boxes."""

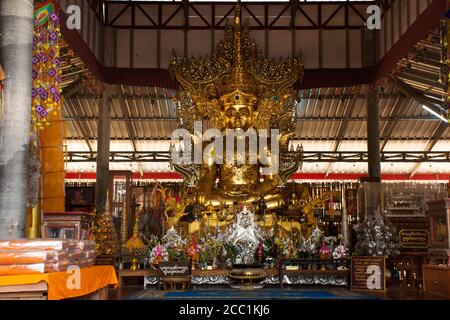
[{"left": 0, "top": 265, "right": 118, "bottom": 300}]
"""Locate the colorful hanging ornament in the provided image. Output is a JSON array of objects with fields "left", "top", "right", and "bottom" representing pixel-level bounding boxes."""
[
  {"left": 328, "top": 192, "right": 334, "bottom": 216},
  {"left": 31, "top": 1, "right": 63, "bottom": 132}
]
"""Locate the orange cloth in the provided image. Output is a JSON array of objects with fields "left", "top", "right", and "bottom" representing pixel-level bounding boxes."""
[{"left": 0, "top": 265, "right": 118, "bottom": 300}]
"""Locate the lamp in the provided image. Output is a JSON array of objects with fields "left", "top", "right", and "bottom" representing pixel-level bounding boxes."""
[{"left": 422, "top": 105, "right": 448, "bottom": 123}]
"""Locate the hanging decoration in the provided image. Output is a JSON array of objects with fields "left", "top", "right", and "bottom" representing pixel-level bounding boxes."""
[{"left": 31, "top": 0, "right": 62, "bottom": 132}]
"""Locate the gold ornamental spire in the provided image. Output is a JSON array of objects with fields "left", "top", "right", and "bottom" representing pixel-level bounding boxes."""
[
  {"left": 232, "top": 4, "right": 246, "bottom": 81},
  {"left": 233, "top": 2, "right": 243, "bottom": 70},
  {"left": 90, "top": 189, "right": 120, "bottom": 256},
  {"left": 124, "top": 215, "right": 145, "bottom": 249},
  {"left": 234, "top": 1, "right": 241, "bottom": 26},
  {"left": 169, "top": 0, "right": 304, "bottom": 128},
  {"left": 220, "top": 2, "right": 259, "bottom": 107}
]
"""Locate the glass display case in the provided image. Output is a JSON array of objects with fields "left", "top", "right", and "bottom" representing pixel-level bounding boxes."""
[
  {"left": 109, "top": 171, "right": 133, "bottom": 243},
  {"left": 65, "top": 184, "right": 95, "bottom": 212},
  {"left": 383, "top": 183, "right": 446, "bottom": 218},
  {"left": 359, "top": 182, "right": 447, "bottom": 219},
  {"left": 41, "top": 211, "right": 94, "bottom": 240}
]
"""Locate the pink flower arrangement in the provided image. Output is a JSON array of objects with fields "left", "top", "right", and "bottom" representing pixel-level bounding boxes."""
[
  {"left": 149, "top": 243, "right": 168, "bottom": 265},
  {"left": 188, "top": 235, "right": 200, "bottom": 261}
]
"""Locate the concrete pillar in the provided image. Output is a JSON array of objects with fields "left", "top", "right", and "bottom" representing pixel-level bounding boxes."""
[
  {"left": 363, "top": 27, "right": 381, "bottom": 180},
  {"left": 95, "top": 85, "right": 112, "bottom": 211},
  {"left": 95, "top": 26, "right": 115, "bottom": 211},
  {"left": 341, "top": 188, "right": 350, "bottom": 247},
  {"left": 0, "top": 0, "right": 35, "bottom": 238},
  {"left": 362, "top": 29, "right": 382, "bottom": 215},
  {"left": 367, "top": 87, "right": 381, "bottom": 180}
]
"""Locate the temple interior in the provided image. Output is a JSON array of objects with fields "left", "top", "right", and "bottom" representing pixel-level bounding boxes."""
[{"left": 0, "top": 0, "right": 449, "bottom": 304}]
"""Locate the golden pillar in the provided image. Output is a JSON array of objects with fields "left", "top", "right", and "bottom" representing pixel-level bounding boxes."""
[
  {"left": 25, "top": 136, "right": 42, "bottom": 238},
  {"left": 26, "top": 111, "right": 65, "bottom": 237},
  {"left": 39, "top": 110, "right": 65, "bottom": 212},
  {"left": 25, "top": 203, "right": 41, "bottom": 238}
]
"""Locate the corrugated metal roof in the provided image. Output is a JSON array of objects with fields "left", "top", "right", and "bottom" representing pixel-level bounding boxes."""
[
  {"left": 60, "top": 23, "right": 450, "bottom": 176},
  {"left": 62, "top": 81, "right": 450, "bottom": 174}
]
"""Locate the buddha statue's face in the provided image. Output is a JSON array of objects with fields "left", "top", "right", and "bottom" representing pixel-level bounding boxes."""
[{"left": 224, "top": 105, "right": 253, "bottom": 130}]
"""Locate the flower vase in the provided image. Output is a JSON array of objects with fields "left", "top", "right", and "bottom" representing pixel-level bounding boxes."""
[
  {"left": 319, "top": 253, "right": 328, "bottom": 270},
  {"left": 151, "top": 256, "right": 161, "bottom": 270}
]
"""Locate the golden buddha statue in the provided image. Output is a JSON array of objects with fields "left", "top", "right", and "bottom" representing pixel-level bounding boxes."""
[{"left": 169, "top": 4, "right": 304, "bottom": 210}]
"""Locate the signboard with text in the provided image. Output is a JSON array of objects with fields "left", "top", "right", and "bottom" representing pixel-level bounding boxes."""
[
  {"left": 351, "top": 256, "right": 385, "bottom": 291},
  {"left": 399, "top": 229, "right": 429, "bottom": 249},
  {"left": 158, "top": 261, "right": 191, "bottom": 277}
]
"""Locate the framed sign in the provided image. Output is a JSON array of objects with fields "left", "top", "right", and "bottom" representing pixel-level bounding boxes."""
[
  {"left": 351, "top": 256, "right": 385, "bottom": 291},
  {"left": 399, "top": 229, "right": 429, "bottom": 249}
]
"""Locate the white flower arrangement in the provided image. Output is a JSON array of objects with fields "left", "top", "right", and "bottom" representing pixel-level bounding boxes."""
[
  {"left": 332, "top": 244, "right": 349, "bottom": 259},
  {"left": 324, "top": 236, "right": 337, "bottom": 246},
  {"left": 302, "top": 227, "right": 324, "bottom": 255},
  {"left": 161, "top": 226, "right": 186, "bottom": 249},
  {"left": 310, "top": 227, "right": 323, "bottom": 243}
]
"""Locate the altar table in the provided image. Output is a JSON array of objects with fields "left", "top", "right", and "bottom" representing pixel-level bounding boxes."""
[
  {"left": 142, "top": 269, "right": 348, "bottom": 287},
  {"left": 0, "top": 265, "right": 118, "bottom": 300}
]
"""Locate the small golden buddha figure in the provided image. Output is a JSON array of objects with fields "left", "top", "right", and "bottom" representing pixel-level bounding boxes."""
[{"left": 169, "top": 4, "right": 304, "bottom": 211}]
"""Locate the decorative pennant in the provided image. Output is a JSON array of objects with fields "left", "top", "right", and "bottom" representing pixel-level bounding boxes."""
[
  {"left": 34, "top": 2, "right": 55, "bottom": 28},
  {"left": 31, "top": 0, "right": 63, "bottom": 132}
]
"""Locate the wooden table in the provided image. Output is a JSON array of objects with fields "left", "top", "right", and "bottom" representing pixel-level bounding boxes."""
[
  {"left": 0, "top": 266, "right": 118, "bottom": 300},
  {"left": 423, "top": 265, "right": 450, "bottom": 298},
  {"left": 190, "top": 269, "right": 277, "bottom": 277},
  {"left": 161, "top": 276, "right": 191, "bottom": 290},
  {"left": 0, "top": 282, "right": 48, "bottom": 300},
  {"left": 280, "top": 269, "right": 349, "bottom": 288},
  {"left": 118, "top": 269, "right": 157, "bottom": 287},
  {"left": 0, "top": 281, "right": 110, "bottom": 300},
  {"left": 129, "top": 268, "right": 350, "bottom": 287}
]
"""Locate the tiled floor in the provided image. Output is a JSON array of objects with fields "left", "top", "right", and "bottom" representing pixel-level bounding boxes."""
[{"left": 109, "top": 284, "right": 440, "bottom": 300}]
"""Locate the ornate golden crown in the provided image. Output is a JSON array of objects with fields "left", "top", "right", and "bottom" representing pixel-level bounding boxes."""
[{"left": 169, "top": 4, "right": 304, "bottom": 111}]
